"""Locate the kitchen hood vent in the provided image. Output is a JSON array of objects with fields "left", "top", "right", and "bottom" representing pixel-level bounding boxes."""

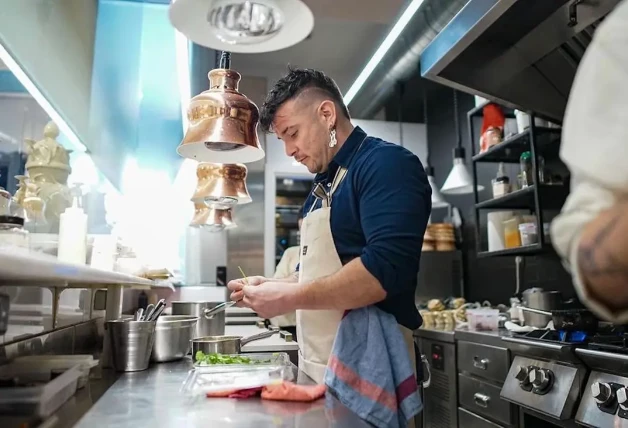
[
  {"left": 348, "top": 0, "right": 468, "bottom": 119},
  {"left": 420, "top": 0, "right": 620, "bottom": 122}
]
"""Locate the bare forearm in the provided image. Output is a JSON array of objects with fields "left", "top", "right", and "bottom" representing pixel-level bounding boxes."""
[
  {"left": 291, "top": 258, "right": 386, "bottom": 310},
  {"left": 578, "top": 200, "right": 628, "bottom": 310}
]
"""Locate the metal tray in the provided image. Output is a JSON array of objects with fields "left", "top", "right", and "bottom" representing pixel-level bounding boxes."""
[{"left": 181, "top": 365, "right": 293, "bottom": 396}]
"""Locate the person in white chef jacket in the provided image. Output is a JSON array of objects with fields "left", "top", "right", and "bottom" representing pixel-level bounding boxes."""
[
  {"left": 268, "top": 212, "right": 302, "bottom": 337},
  {"left": 551, "top": 0, "right": 628, "bottom": 324}
]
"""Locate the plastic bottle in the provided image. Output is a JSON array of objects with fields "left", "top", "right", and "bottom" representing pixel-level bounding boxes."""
[{"left": 58, "top": 184, "right": 88, "bottom": 264}]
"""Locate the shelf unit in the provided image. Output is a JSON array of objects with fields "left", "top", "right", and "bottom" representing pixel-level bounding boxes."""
[
  {"left": 0, "top": 249, "right": 166, "bottom": 328},
  {"left": 469, "top": 104, "right": 567, "bottom": 258}
]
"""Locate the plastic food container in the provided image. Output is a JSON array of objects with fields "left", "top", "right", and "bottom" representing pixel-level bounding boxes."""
[
  {"left": 466, "top": 309, "right": 500, "bottom": 331},
  {"left": 503, "top": 218, "right": 522, "bottom": 248},
  {"left": 181, "top": 365, "right": 293, "bottom": 396},
  {"left": 519, "top": 222, "right": 539, "bottom": 246},
  {"left": 0, "top": 363, "right": 81, "bottom": 417},
  {"left": 12, "top": 355, "right": 98, "bottom": 389},
  {"left": 194, "top": 352, "right": 291, "bottom": 371}
]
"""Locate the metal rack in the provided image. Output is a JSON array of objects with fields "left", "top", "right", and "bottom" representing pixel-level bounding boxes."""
[{"left": 468, "top": 102, "right": 567, "bottom": 258}]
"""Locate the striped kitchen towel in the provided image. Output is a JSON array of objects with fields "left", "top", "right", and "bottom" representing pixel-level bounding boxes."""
[{"left": 324, "top": 306, "right": 422, "bottom": 428}]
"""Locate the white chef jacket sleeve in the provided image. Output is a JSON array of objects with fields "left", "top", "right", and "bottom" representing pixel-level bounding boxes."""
[
  {"left": 550, "top": 0, "right": 628, "bottom": 324},
  {"left": 269, "top": 246, "right": 299, "bottom": 327}
]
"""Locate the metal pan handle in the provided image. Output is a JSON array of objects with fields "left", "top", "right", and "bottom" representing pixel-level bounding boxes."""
[
  {"left": 203, "top": 301, "right": 235, "bottom": 319},
  {"left": 240, "top": 329, "right": 278, "bottom": 346},
  {"left": 421, "top": 354, "right": 431, "bottom": 389},
  {"left": 520, "top": 306, "right": 552, "bottom": 316}
]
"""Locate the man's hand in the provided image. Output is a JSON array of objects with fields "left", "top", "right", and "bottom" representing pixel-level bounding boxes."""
[
  {"left": 227, "top": 276, "right": 268, "bottom": 306},
  {"left": 241, "top": 281, "right": 298, "bottom": 319}
]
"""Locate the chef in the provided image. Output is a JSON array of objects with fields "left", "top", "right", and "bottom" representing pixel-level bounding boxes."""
[
  {"left": 228, "top": 67, "right": 431, "bottom": 384},
  {"left": 552, "top": 0, "right": 628, "bottom": 324},
  {"left": 267, "top": 211, "right": 302, "bottom": 338}
]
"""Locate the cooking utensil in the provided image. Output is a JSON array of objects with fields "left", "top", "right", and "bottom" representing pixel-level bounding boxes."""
[
  {"left": 171, "top": 301, "right": 226, "bottom": 338},
  {"left": 143, "top": 304, "right": 155, "bottom": 321},
  {"left": 150, "top": 303, "right": 166, "bottom": 321},
  {"left": 151, "top": 315, "right": 199, "bottom": 363},
  {"left": 147, "top": 299, "right": 166, "bottom": 321},
  {"left": 106, "top": 319, "right": 156, "bottom": 372},
  {"left": 134, "top": 308, "right": 144, "bottom": 321},
  {"left": 519, "top": 307, "right": 598, "bottom": 332},
  {"left": 191, "top": 329, "right": 279, "bottom": 356},
  {"left": 521, "top": 288, "right": 562, "bottom": 328}
]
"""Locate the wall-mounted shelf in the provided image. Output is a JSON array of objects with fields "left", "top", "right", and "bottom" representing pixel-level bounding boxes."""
[
  {"left": 0, "top": 249, "right": 158, "bottom": 288},
  {"left": 469, "top": 104, "right": 565, "bottom": 259},
  {"left": 472, "top": 127, "right": 561, "bottom": 163},
  {"left": 475, "top": 184, "right": 569, "bottom": 211},
  {"left": 477, "top": 243, "right": 549, "bottom": 258}
]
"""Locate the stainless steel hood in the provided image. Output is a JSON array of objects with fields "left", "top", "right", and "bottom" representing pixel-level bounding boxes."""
[{"left": 420, "top": 0, "right": 621, "bottom": 122}]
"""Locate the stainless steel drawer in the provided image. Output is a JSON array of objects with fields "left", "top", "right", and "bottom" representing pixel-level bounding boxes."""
[
  {"left": 457, "top": 341, "right": 510, "bottom": 383},
  {"left": 458, "top": 407, "right": 505, "bottom": 428},
  {"left": 458, "top": 373, "right": 514, "bottom": 426}
]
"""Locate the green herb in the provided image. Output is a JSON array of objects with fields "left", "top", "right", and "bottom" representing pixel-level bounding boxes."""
[{"left": 194, "top": 351, "right": 272, "bottom": 365}]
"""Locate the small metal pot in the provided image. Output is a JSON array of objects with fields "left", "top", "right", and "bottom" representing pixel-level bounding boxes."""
[
  {"left": 151, "top": 315, "right": 199, "bottom": 363},
  {"left": 171, "top": 301, "right": 227, "bottom": 339},
  {"left": 521, "top": 288, "right": 562, "bottom": 328},
  {"left": 192, "top": 329, "right": 278, "bottom": 357}
]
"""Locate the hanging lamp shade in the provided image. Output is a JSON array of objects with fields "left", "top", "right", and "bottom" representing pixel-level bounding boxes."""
[
  {"left": 190, "top": 202, "right": 237, "bottom": 231},
  {"left": 425, "top": 167, "right": 448, "bottom": 208},
  {"left": 177, "top": 53, "right": 265, "bottom": 163},
  {"left": 441, "top": 147, "right": 485, "bottom": 195},
  {"left": 192, "top": 162, "right": 251, "bottom": 207},
  {"left": 169, "top": 0, "right": 314, "bottom": 54}
]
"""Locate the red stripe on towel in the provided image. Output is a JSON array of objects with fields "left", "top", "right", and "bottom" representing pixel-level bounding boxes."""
[
  {"left": 328, "top": 354, "right": 398, "bottom": 411},
  {"left": 395, "top": 375, "right": 418, "bottom": 403}
]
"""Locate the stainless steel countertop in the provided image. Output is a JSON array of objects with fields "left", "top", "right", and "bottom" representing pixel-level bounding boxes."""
[
  {"left": 414, "top": 325, "right": 514, "bottom": 347},
  {"left": 74, "top": 359, "right": 371, "bottom": 428}
]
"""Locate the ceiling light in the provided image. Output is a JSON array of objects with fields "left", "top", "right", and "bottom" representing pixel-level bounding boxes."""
[
  {"left": 441, "top": 89, "right": 484, "bottom": 195},
  {"left": 441, "top": 147, "right": 484, "bottom": 195},
  {"left": 344, "top": 0, "right": 426, "bottom": 105},
  {"left": 425, "top": 168, "right": 448, "bottom": 208},
  {"left": 169, "top": 0, "right": 314, "bottom": 54},
  {"left": 0, "top": 42, "right": 87, "bottom": 153}
]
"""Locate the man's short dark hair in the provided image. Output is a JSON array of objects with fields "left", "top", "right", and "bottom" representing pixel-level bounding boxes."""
[{"left": 259, "top": 67, "right": 350, "bottom": 133}]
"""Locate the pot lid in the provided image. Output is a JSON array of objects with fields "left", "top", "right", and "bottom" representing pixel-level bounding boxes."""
[
  {"left": 177, "top": 61, "right": 265, "bottom": 163},
  {"left": 169, "top": 0, "right": 314, "bottom": 53},
  {"left": 192, "top": 162, "right": 252, "bottom": 207}
]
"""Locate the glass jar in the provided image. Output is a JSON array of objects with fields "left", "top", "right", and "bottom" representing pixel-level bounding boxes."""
[
  {"left": 519, "top": 151, "right": 533, "bottom": 187},
  {"left": 0, "top": 216, "right": 29, "bottom": 249}
]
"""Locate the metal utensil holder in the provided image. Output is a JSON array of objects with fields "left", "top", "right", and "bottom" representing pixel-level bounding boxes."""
[{"left": 106, "top": 319, "right": 157, "bottom": 372}]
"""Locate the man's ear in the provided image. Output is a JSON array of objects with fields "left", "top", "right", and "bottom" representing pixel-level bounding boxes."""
[{"left": 317, "top": 100, "right": 337, "bottom": 128}]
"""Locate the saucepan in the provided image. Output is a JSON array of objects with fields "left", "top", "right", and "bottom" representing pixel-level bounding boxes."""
[
  {"left": 171, "top": 301, "right": 230, "bottom": 338},
  {"left": 519, "top": 307, "right": 598, "bottom": 332},
  {"left": 191, "top": 329, "right": 279, "bottom": 357}
]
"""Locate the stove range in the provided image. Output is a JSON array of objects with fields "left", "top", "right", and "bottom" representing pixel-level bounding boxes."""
[
  {"left": 575, "top": 329, "right": 628, "bottom": 428},
  {"left": 500, "top": 329, "right": 590, "bottom": 424}
]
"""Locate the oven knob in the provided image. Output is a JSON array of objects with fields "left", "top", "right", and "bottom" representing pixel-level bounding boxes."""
[
  {"left": 617, "top": 387, "right": 628, "bottom": 410},
  {"left": 591, "top": 382, "right": 614, "bottom": 405},
  {"left": 530, "top": 368, "right": 553, "bottom": 391},
  {"left": 515, "top": 366, "right": 530, "bottom": 384}
]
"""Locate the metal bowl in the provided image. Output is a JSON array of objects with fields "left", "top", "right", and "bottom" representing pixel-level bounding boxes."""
[{"left": 151, "top": 315, "right": 199, "bottom": 363}]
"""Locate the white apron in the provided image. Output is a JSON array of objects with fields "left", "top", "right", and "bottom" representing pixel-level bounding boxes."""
[{"left": 296, "top": 141, "right": 417, "bottom": 389}]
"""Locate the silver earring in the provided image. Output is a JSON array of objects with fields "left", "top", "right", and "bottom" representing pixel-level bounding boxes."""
[{"left": 329, "top": 128, "right": 337, "bottom": 148}]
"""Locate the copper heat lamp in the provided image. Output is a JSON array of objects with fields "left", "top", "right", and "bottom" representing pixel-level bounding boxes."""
[
  {"left": 192, "top": 162, "right": 251, "bottom": 208},
  {"left": 190, "top": 201, "right": 236, "bottom": 231},
  {"left": 177, "top": 51, "right": 264, "bottom": 163}
]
